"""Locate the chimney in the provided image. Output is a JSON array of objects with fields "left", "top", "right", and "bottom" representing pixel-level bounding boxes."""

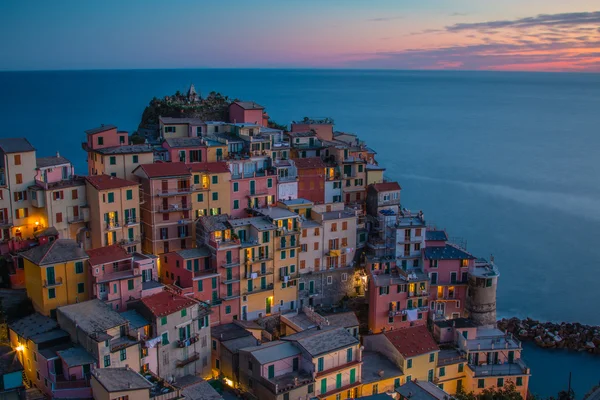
[{"left": 56, "top": 151, "right": 60, "bottom": 158}]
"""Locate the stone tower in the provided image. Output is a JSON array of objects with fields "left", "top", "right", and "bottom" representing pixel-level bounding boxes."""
[{"left": 466, "top": 257, "right": 499, "bottom": 326}]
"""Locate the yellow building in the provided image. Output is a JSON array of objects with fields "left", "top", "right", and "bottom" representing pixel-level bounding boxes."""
[
  {"left": 230, "top": 216, "right": 276, "bottom": 320},
  {"left": 91, "top": 367, "right": 153, "bottom": 400},
  {"left": 85, "top": 174, "right": 141, "bottom": 253},
  {"left": 21, "top": 239, "right": 89, "bottom": 317},
  {"left": 190, "top": 162, "right": 232, "bottom": 218},
  {"left": 256, "top": 207, "right": 301, "bottom": 313},
  {"left": 366, "top": 164, "right": 386, "bottom": 186},
  {"left": 360, "top": 351, "right": 405, "bottom": 397}
]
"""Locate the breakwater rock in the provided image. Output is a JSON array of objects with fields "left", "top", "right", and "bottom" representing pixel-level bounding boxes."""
[{"left": 497, "top": 317, "right": 600, "bottom": 354}]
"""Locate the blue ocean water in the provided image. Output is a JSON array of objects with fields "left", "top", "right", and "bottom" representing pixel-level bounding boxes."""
[{"left": 1, "top": 69, "right": 599, "bottom": 396}]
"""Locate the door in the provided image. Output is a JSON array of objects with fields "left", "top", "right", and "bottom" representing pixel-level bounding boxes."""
[
  {"left": 162, "top": 180, "right": 168, "bottom": 194},
  {"left": 508, "top": 351, "right": 515, "bottom": 363},
  {"left": 46, "top": 267, "right": 55, "bottom": 285},
  {"left": 266, "top": 297, "right": 271, "bottom": 314},
  {"left": 250, "top": 180, "right": 256, "bottom": 195},
  {"left": 309, "top": 281, "right": 314, "bottom": 294},
  {"left": 293, "top": 357, "right": 299, "bottom": 371},
  {"left": 428, "top": 369, "right": 434, "bottom": 382},
  {"left": 457, "top": 380, "right": 463, "bottom": 392}
]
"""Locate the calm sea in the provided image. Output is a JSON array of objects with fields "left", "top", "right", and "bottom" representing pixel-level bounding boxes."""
[{"left": 1, "top": 69, "right": 599, "bottom": 396}]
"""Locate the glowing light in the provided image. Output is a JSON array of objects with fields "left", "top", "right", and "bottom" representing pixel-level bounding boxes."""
[
  {"left": 224, "top": 378, "right": 234, "bottom": 387},
  {"left": 15, "top": 345, "right": 24, "bottom": 352},
  {"left": 35, "top": 221, "right": 39, "bottom": 226}
]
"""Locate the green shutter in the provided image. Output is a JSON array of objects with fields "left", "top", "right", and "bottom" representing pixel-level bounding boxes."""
[{"left": 321, "top": 378, "right": 327, "bottom": 394}]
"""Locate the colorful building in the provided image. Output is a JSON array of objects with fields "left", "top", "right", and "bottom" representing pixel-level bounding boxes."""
[
  {"left": 228, "top": 158, "right": 277, "bottom": 218},
  {"left": 229, "top": 101, "right": 268, "bottom": 126},
  {"left": 134, "top": 162, "right": 194, "bottom": 256},
  {"left": 85, "top": 174, "right": 141, "bottom": 253},
  {"left": 210, "top": 323, "right": 258, "bottom": 384},
  {"left": 290, "top": 117, "right": 334, "bottom": 142},
  {"left": 22, "top": 239, "right": 89, "bottom": 317},
  {"left": 82, "top": 125, "right": 153, "bottom": 181},
  {"left": 294, "top": 157, "right": 326, "bottom": 204},
  {"left": 189, "top": 161, "right": 231, "bottom": 219},
  {"left": 90, "top": 367, "right": 152, "bottom": 400}
]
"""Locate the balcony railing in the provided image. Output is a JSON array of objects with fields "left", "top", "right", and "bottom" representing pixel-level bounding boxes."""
[
  {"left": 67, "top": 215, "right": 85, "bottom": 224},
  {"left": 408, "top": 290, "right": 429, "bottom": 298},
  {"left": 119, "top": 235, "right": 141, "bottom": 246},
  {"left": 125, "top": 217, "right": 139, "bottom": 226},
  {"left": 106, "top": 222, "right": 120, "bottom": 230},
  {"left": 157, "top": 187, "right": 193, "bottom": 197},
  {"left": 44, "top": 277, "right": 63, "bottom": 287},
  {"left": 177, "top": 334, "right": 199, "bottom": 348},
  {"left": 222, "top": 289, "right": 241, "bottom": 300},
  {"left": 279, "top": 272, "right": 299, "bottom": 282},
  {"left": 0, "top": 218, "right": 13, "bottom": 227},
  {"left": 156, "top": 204, "right": 192, "bottom": 213},
  {"left": 176, "top": 351, "right": 199, "bottom": 367},
  {"left": 243, "top": 283, "right": 274, "bottom": 295},
  {"left": 245, "top": 269, "right": 274, "bottom": 279},
  {"left": 193, "top": 184, "right": 210, "bottom": 191}
]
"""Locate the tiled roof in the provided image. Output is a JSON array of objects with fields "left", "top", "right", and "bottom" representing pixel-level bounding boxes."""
[
  {"left": 36, "top": 155, "right": 70, "bottom": 168},
  {"left": 86, "top": 244, "right": 131, "bottom": 266},
  {"left": 165, "top": 137, "right": 205, "bottom": 148},
  {"left": 21, "top": 239, "right": 88, "bottom": 266},
  {"left": 424, "top": 244, "right": 476, "bottom": 260},
  {"left": 197, "top": 215, "right": 230, "bottom": 232},
  {"left": 8, "top": 313, "right": 58, "bottom": 339},
  {"left": 384, "top": 325, "right": 439, "bottom": 358},
  {"left": 370, "top": 182, "right": 401, "bottom": 192},
  {"left": 92, "top": 367, "right": 152, "bottom": 392},
  {"left": 245, "top": 341, "right": 301, "bottom": 364},
  {"left": 140, "top": 291, "right": 197, "bottom": 317},
  {"left": 136, "top": 162, "right": 191, "bottom": 178},
  {"left": 293, "top": 157, "right": 326, "bottom": 169},
  {"left": 187, "top": 162, "right": 230, "bottom": 174},
  {"left": 211, "top": 323, "right": 253, "bottom": 342},
  {"left": 121, "top": 310, "right": 150, "bottom": 330},
  {"left": 0, "top": 138, "right": 35, "bottom": 153},
  {"left": 58, "top": 299, "right": 126, "bottom": 337},
  {"left": 57, "top": 346, "right": 96, "bottom": 368},
  {"left": 85, "top": 125, "right": 117, "bottom": 135},
  {"left": 174, "top": 246, "right": 212, "bottom": 259},
  {"left": 425, "top": 230, "right": 448, "bottom": 242},
  {"left": 284, "top": 327, "right": 358, "bottom": 357},
  {"left": 160, "top": 117, "right": 204, "bottom": 125},
  {"left": 94, "top": 144, "right": 153, "bottom": 155},
  {"left": 85, "top": 174, "right": 138, "bottom": 190},
  {"left": 232, "top": 101, "right": 264, "bottom": 110}
]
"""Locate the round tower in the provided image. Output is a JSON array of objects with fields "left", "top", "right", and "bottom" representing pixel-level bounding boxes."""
[{"left": 466, "top": 257, "right": 499, "bottom": 326}]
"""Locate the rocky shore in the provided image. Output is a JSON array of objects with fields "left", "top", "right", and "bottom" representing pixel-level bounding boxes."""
[{"left": 498, "top": 317, "right": 600, "bottom": 354}]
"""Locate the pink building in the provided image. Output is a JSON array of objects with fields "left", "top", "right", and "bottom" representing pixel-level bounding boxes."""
[
  {"left": 424, "top": 230, "right": 475, "bottom": 321},
  {"left": 162, "top": 137, "right": 208, "bottom": 163},
  {"left": 290, "top": 117, "right": 334, "bottom": 142},
  {"left": 367, "top": 257, "right": 430, "bottom": 333},
  {"left": 87, "top": 245, "right": 161, "bottom": 311},
  {"left": 229, "top": 101, "right": 268, "bottom": 126},
  {"left": 229, "top": 163, "right": 277, "bottom": 218}
]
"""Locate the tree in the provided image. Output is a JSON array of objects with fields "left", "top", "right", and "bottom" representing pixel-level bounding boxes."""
[{"left": 456, "top": 382, "right": 523, "bottom": 400}]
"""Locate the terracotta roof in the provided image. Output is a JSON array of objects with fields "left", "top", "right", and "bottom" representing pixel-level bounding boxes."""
[
  {"left": 140, "top": 291, "right": 197, "bottom": 317},
  {"left": 86, "top": 245, "right": 131, "bottom": 266},
  {"left": 292, "top": 157, "right": 326, "bottom": 169},
  {"left": 187, "top": 162, "right": 230, "bottom": 174},
  {"left": 136, "top": 162, "right": 191, "bottom": 178},
  {"left": 370, "top": 182, "right": 401, "bottom": 192},
  {"left": 85, "top": 174, "right": 138, "bottom": 190},
  {"left": 384, "top": 325, "right": 439, "bottom": 358}
]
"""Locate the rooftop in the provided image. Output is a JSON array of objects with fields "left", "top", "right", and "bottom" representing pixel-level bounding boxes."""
[
  {"left": 92, "top": 367, "right": 152, "bottom": 392},
  {"left": 8, "top": 313, "right": 58, "bottom": 339},
  {"left": 187, "top": 161, "right": 230, "bottom": 174},
  {"left": 33, "top": 226, "right": 59, "bottom": 238},
  {"left": 286, "top": 130, "right": 317, "bottom": 138},
  {"left": 222, "top": 335, "right": 259, "bottom": 354},
  {"left": 361, "top": 351, "right": 404, "bottom": 384},
  {"left": 136, "top": 162, "right": 191, "bottom": 178},
  {"left": 93, "top": 144, "right": 153, "bottom": 155},
  {"left": 140, "top": 291, "right": 197, "bottom": 317},
  {"left": 284, "top": 327, "right": 359, "bottom": 357},
  {"left": 232, "top": 101, "right": 264, "bottom": 110},
  {"left": 384, "top": 326, "right": 439, "bottom": 358},
  {"left": 86, "top": 244, "right": 131, "bottom": 266},
  {"left": 0, "top": 346, "right": 23, "bottom": 376},
  {"left": 279, "top": 198, "right": 313, "bottom": 206},
  {"left": 370, "top": 182, "right": 401, "bottom": 192},
  {"left": 319, "top": 210, "right": 356, "bottom": 221},
  {"left": 21, "top": 239, "right": 88, "bottom": 266},
  {"left": 470, "top": 258, "right": 500, "bottom": 278},
  {"left": 255, "top": 207, "right": 298, "bottom": 220},
  {"left": 396, "top": 380, "right": 449, "bottom": 400},
  {"left": 160, "top": 116, "right": 204, "bottom": 125},
  {"left": 36, "top": 155, "right": 70, "bottom": 168},
  {"left": 425, "top": 230, "right": 448, "bottom": 242},
  {"left": 434, "top": 318, "right": 479, "bottom": 329},
  {"left": 121, "top": 310, "right": 150, "bottom": 330},
  {"left": 0, "top": 138, "right": 35, "bottom": 154},
  {"left": 464, "top": 328, "right": 521, "bottom": 351},
  {"left": 229, "top": 216, "right": 275, "bottom": 232},
  {"left": 57, "top": 346, "right": 96, "bottom": 367},
  {"left": 58, "top": 299, "right": 127, "bottom": 338},
  {"left": 211, "top": 323, "right": 253, "bottom": 342},
  {"left": 437, "top": 349, "right": 466, "bottom": 367},
  {"left": 424, "top": 244, "right": 476, "bottom": 261},
  {"left": 175, "top": 375, "right": 224, "bottom": 400},
  {"left": 174, "top": 246, "right": 211, "bottom": 259},
  {"left": 29, "top": 329, "right": 70, "bottom": 345},
  {"left": 85, "top": 174, "right": 139, "bottom": 190},
  {"left": 244, "top": 341, "right": 301, "bottom": 364},
  {"left": 320, "top": 311, "right": 360, "bottom": 329},
  {"left": 197, "top": 214, "right": 230, "bottom": 232},
  {"left": 85, "top": 124, "right": 117, "bottom": 135},
  {"left": 165, "top": 137, "right": 206, "bottom": 148},
  {"left": 292, "top": 157, "right": 325, "bottom": 169}
]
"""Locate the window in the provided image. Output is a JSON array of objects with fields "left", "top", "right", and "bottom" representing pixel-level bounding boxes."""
[
  {"left": 98, "top": 136, "right": 104, "bottom": 145},
  {"left": 127, "top": 279, "right": 134, "bottom": 290},
  {"left": 15, "top": 208, "right": 28, "bottom": 219},
  {"left": 321, "top": 378, "right": 327, "bottom": 394},
  {"left": 120, "top": 348, "right": 126, "bottom": 361},
  {"left": 458, "top": 363, "right": 464, "bottom": 373},
  {"left": 161, "top": 316, "right": 167, "bottom": 325},
  {"left": 439, "top": 366, "right": 445, "bottom": 377},
  {"left": 225, "top": 305, "right": 231, "bottom": 314},
  {"left": 308, "top": 384, "right": 314, "bottom": 394},
  {"left": 268, "top": 365, "right": 275, "bottom": 379},
  {"left": 317, "top": 357, "right": 324, "bottom": 372},
  {"left": 77, "top": 283, "right": 85, "bottom": 294},
  {"left": 267, "top": 178, "right": 273, "bottom": 188},
  {"left": 110, "top": 156, "right": 116, "bottom": 165},
  {"left": 394, "top": 378, "right": 400, "bottom": 388},
  {"left": 430, "top": 272, "right": 438, "bottom": 285},
  {"left": 56, "top": 212, "right": 63, "bottom": 223},
  {"left": 516, "top": 377, "right": 523, "bottom": 386},
  {"left": 197, "top": 280, "right": 203, "bottom": 292},
  {"left": 161, "top": 332, "right": 169, "bottom": 345},
  {"left": 478, "top": 379, "right": 485, "bottom": 389},
  {"left": 107, "top": 192, "right": 114, "bottom": 203},
  {"left": 233, "top": 200, "right": 239, "bottom": 209},
  {"left": 181, "top": 308, "right": 187, "bottom": 317},
  {"left": 497, "top": 378, "right": 504, "bottom": 387},
  {"left": 407, "top": 359, "right": 413, "bottom": 369},
  {"left": 48, "top": 288, "right": 56, "bottom": 299},
  {"left": 486, "top": 278, "right": 493, "bottom": 287},
  {"left": 212, "top": 176, "right": 218, "bottom": 184},
  {"left": 233, "top": 182, "right": 239, "bottom": 192},
  {"left": 429, "top": 353, "right": 435, "bottom": 362},
  {"left": 103, "top": 355, "right": 110, "bottom": 367},
  {"left": 331, "top": 223, "right": 337, "bottom": 232},
  {"left": 125, "top": 189, "right": 133, "bottom": 200},
  {"left": 14, "top": 155, "right": 21, "bottom": 165},
  {"left": 15, "top": 173, "right": 22, "bottom": 184},
  {"left": 314, "top": 227, "right": 320, "bottom": 236},
  {"left": 313, "top": 242, "right": 319, "bottom": 251},
  {"left": 132, "top": 155, "right": 139, "bottom": 164},
  {"left": 327, "top": 276, "right": 333, "bottom": 285},
  {"left": 212, "top": 192, "right": 218, "bottom": 201},
  {"left": 346, "top": 348, "right": 353, "bottom": 362},
  {"left": 281, "top": 251, "right": 286, "bottom": 260},
  {"left": 341, "top": 273, "right": 347, "bottom": 281},
  {"left": 342, "top": 221, "right": 348, "bottom": 230}
]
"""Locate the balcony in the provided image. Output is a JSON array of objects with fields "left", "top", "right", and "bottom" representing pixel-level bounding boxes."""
[
  {"left": 246, "top": 255, "right": 273, "bottom": 264},
  {"left": 221, "top": 260, "right": 240, "bottom": 268},
  {"left": 125, "top": 217, "right": 139, "bottom": 226},
  {"left": 67, "top": 215, "right": 85, "bottom": 224},
  {"left": 106, "top": 222, "right": 120, "bottom": 231},
  {"left": 193, "top": 268, "right": 217, "bottom": 278},
  {"left": 193, "top": 184, "right": 210, "bottom": 191},
  {"left": 157, "top": 186, "right": 193, "bottom": 197},
  {"left": 245, "top": 269, "right": 274, "bottom": 279},
  {"left": 408, "top": 290, "right": 429, "bottom": 298},
  {"left": 156, "top": 203, "right": 192, "bottom": 213},
  {"left": 177, "top": 334, "right": 199, "bottom": 348},
  {"left": 44, "top": 277, "right": 63, "bottom": 287},
  {"left": 244, "top": 282, "right": 274, "bottom": 296},
  {"left": 176, "top": 351, "right": 199, "bottom": 368},
  {"left": 276, "top": 241, "right": 300, "bottom": 251},
  {"left": 470, "top": 359, "right": 530, "bottom": 377},
  {"left": 119, "top": 235, "right": 141, "bottom": 246},
  {"left": 279, "top": 272, "right": 299, "bottom": 282},
  {"left": 222, "top": 289, "right": 241, "bottom": 300}
]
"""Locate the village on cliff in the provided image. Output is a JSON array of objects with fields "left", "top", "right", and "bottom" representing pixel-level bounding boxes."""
[{"left": 0, "top": 84, "right": 536, "bottom": 400}]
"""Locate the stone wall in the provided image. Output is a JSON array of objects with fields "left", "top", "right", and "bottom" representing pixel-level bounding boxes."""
[{"left": 298, "top": 266, "right": 358, "bottom": 308}]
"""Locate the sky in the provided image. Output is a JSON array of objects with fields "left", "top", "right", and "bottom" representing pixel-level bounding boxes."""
[{"left": 1, "top": 0, "right": 599, "bottom": 72}]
